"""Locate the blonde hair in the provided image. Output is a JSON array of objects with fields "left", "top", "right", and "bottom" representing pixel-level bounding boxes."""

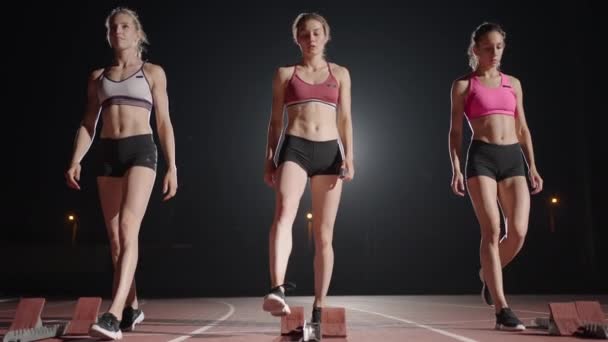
[
  {"left": 292, "top": 12, "right": 331, "bottom": 44},
  {"left": 105, "top": 7, "right": 149, "bottom": 57},
  {"left": 467, "top": 22, "right": 506, "bottom": 70}
]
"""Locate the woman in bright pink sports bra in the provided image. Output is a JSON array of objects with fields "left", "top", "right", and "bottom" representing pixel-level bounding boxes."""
[
  {"left": 262, "top": 12, "right": 354, "bottom": 325},
  {"left": 448, "top": 22, "right": 543, "bottom": 331}
]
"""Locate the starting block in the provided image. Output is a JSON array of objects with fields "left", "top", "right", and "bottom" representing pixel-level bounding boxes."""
[
  {"left": 575, "top": 301, "right": 606, "bottom": 324},
  {"left": 280, "top": 306, "right": 347, "bottom": 341},
  {"left": 548, "top": 302, "right": 582, "bottom": 336},
  {"left": 7, "top": 298, "right": 45, "bottom": 331},
  {"left": 320, "top": 307, "right": 346, "bottom": 337},
  {"left": 574, "top": 301, "right": 608, "bottom": 339},
  {"left": 2, "top": 297, "right": 101, "bottom": 342},
  {"left": 531, "top": 300, "right": 607, "bottom": 338},
  {"left": 63, "top": 297, "right": 102, "bottom": 335}
]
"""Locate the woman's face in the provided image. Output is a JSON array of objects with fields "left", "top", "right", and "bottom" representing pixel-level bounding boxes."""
[
  {"left": 474, "top": 30, "right": 505, "bottom": 69},
  {"left": 297, "top": 19, "right": 328, "bottom": 56},
  {"left": 108, "top": 13, "right": 140, "bottom": 53}
]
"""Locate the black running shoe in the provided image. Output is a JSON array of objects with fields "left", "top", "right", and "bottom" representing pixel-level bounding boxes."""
[
  {"left": 120, "top": 306, "right": 144, "bottom": 331},
  {"left": 303, "top": 320, "right": 321, "bottom": 341},
  {"left": 495, "top": 307, "right": 526, "bottom": 331},
  {"left": 89, "top": 312, "right": 123, "bottom": 340},
  {"left": 311, "top": 307, "right": 322, "bottom": 324},
  {"left": 263, "top": 282, "right": 296, "bottom": 316}
]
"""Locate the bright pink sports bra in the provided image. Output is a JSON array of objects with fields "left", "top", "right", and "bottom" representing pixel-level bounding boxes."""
[
  {"left": 284, "top": 63, "right": 339, "bottom": 108},
  {"left": 464, "top": 73, "right": 517, "bottom": 120}
]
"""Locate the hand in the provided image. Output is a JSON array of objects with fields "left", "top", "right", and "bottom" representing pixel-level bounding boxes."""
[
  {"left": 264, "top": 163, "right": 276, "bottom": 188},
  {"left": 340, "top": 159, "right": 354, "bottom": 182},
  {"left": 163, "top": 167, "right": 178, "bottom": 201},
  {"left": 65, "top": 163, "right": 81, "bottom": 190},
  {"left": 529, "top": 168, "right": 543, "bottom": 195},
  {"left": 451, "top": 171, "right": 465, "bottom": 196}
]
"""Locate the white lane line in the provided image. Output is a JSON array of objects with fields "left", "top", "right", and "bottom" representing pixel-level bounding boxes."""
[
  {"left": 346, "top": 306, "right": 479, "bottom": 342},
  {"left": 167, "top": 301, "right": 235, "bottom": 342}
]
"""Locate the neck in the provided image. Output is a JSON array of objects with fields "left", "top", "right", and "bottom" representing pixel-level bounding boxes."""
[
  {"left": 114, "top": 49, "right": 141, "bottom": 67},
  {"left": 475, "top": 66, "right": 500, "bottom": 78},
  {"left": 301, "top": 54, "right": 327, "bottom": 70}
]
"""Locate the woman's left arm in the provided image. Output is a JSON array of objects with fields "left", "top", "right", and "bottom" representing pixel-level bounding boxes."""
[
  {"left": 148, "top": 63, "right": 178, "bottom": 200},
  {"left": 336, "top": 65, "right": 354, "bottom": 181},
  {"left": 512, "top": 76, "right": 543, "bottom": 194}
]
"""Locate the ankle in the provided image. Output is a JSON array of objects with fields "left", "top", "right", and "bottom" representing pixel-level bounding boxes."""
[
  {"left": 311, "top": 306, "right": 322, "bottom": 323},
  {"left": 270, "top": 285, "right": 285, "bottom": 294},
  {"left": 495, "top": 305, "right": 509, "bottom": 314},
  {"left": 270, "top": 281, "right": 296, "bottom": 294},
  {"left": 107, "top": 310, "right": 122, "bottom": 321}
]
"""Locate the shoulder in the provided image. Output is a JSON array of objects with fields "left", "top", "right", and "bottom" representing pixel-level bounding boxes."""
[
  {"left": 275, "top": 65, "right": 294, "bottom": 81},
  {"left": 504, "top": 73, "right": 521, "bottom": 87},
  {"left": 329, "top": 62, "right": 349, "bottom": 78},
  {"left": 451, "top": 73, "right": 471, "bottom": 94},
  {"left": 503, "top": 73, "right": 522, "bottom": 95},
  {"left": 329, "top": 62, "right": 350, "bottom": 86},
  {"left": 89, "top": 68, "right": 105, "bottom": 81},
  {"left": 272, "top": 65, "right": 295, "bottom": 86},
  {"left": 142, "top": 62, "right": 166, "bottom": 79}
]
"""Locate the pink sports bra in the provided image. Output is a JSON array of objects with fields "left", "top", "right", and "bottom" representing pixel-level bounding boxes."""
[
  {"left": 464, "top": 73, "right": 517, "bottom": 120},
  {"left": 284, "top": 63, "right": 339, "bottom": 108}
]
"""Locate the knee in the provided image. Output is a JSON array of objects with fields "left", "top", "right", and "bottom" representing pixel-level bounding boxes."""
[
  {"left": 118, "top": 219, "right": 139, "bottom": 249},
  {"left": 107, "top": 232, "right": 121, "bottom": 261},
  {"left": 314, "top": 224, "right": 334, "bottom": 251},
  {"left": 275, "top": 200, "right": 300, "bottom": 227},
  {"left": 110, "top": 240, "right": 121, "bottom": 255},
  {"left": 109, "top": 243, "right": 121, "bottom": 263},
  {"left": 315, "top": 238, "right": 333, "bottom": 252},
  {"left": 480, "top": 223, "right": 501, "bottom": 247},
  {"left": 507, "top": 223, "right": 527, "bottom": 245}
]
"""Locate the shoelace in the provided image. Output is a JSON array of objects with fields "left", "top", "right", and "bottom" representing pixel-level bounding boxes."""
[{"left": 270, "top": 281, "right": 296, "bottom": 293}]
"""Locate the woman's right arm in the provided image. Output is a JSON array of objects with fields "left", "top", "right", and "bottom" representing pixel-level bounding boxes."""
[
  {"left": 65, "top": 69, "right": 103, "bottom": 189},
  {"left": 263, "top": 67, "right": 288, "bottom": 187},
  {"left": 448, "top": 79, "right": 468, "bottom": 196}
]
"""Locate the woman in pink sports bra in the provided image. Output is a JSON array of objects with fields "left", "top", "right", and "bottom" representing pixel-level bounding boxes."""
[
  {"left": 262, "top": 12, "right": 354, "bottom": 325},
  {"left": 448, "top": 22, "right": 543, "bottom": 331},
  {"left": 65, "top": 7, "right": 177, "bottom": 340}
]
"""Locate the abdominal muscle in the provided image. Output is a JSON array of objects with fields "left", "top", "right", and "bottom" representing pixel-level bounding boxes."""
[
  {"left": 469, "top": 114, "right": 518, "bottom": 145},
  {"left": 284, "top": 102, "right": 339, "bottom": 141},
  {"left": 99, "top": 105, "right": 152, "bottom": 139}
]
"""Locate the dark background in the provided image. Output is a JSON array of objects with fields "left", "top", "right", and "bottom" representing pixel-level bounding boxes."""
[{"left": 2, "top": 1, "right": 605, "bottom": 298}]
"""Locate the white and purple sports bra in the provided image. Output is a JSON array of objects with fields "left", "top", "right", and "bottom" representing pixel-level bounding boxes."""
[{"left": 97, "top": 62, "right": 153, "bottom": 111}]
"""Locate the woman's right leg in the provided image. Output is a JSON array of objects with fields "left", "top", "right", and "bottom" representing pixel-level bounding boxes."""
[
  {"left": 97, "top": 176, "right": 139, "bottom": 310},
  {"left": 468, "top": 175, "right": 525, "bottom": 331},
  {"left": 264, "top": 161, "right": 308, "bottom": 315},
  {"left": 97, "top": 176, "right": 125, "bottom": 299},
  {"left": 466, "top": 176, "right": 507, "bottom": 310},
  {"left": 94, "top": 176, "right": 124, "bottom": 339}
]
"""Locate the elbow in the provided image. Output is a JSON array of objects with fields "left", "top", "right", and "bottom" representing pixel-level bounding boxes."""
[
  {"left": 81, "top": 122, "right": 96, "bottom": 136},
  {"left": 269, "top": 119, "right": 283, "bottom": 131},
  {"left": 338, "top": 115, "right": 352, "bottom": 127},
  {"left": 517, "top": 128, "right": 531, "bottom": 143},
  {"left": 157, "top": 119, "right": 174, "bottom": 134},
  {"left": 449, "top": 130, "right": 462, "bottom": 144}
]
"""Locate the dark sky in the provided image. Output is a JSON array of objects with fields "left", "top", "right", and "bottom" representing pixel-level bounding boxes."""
[{"left": 2, "top": 1, "right": 605, "bottom": 297}]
